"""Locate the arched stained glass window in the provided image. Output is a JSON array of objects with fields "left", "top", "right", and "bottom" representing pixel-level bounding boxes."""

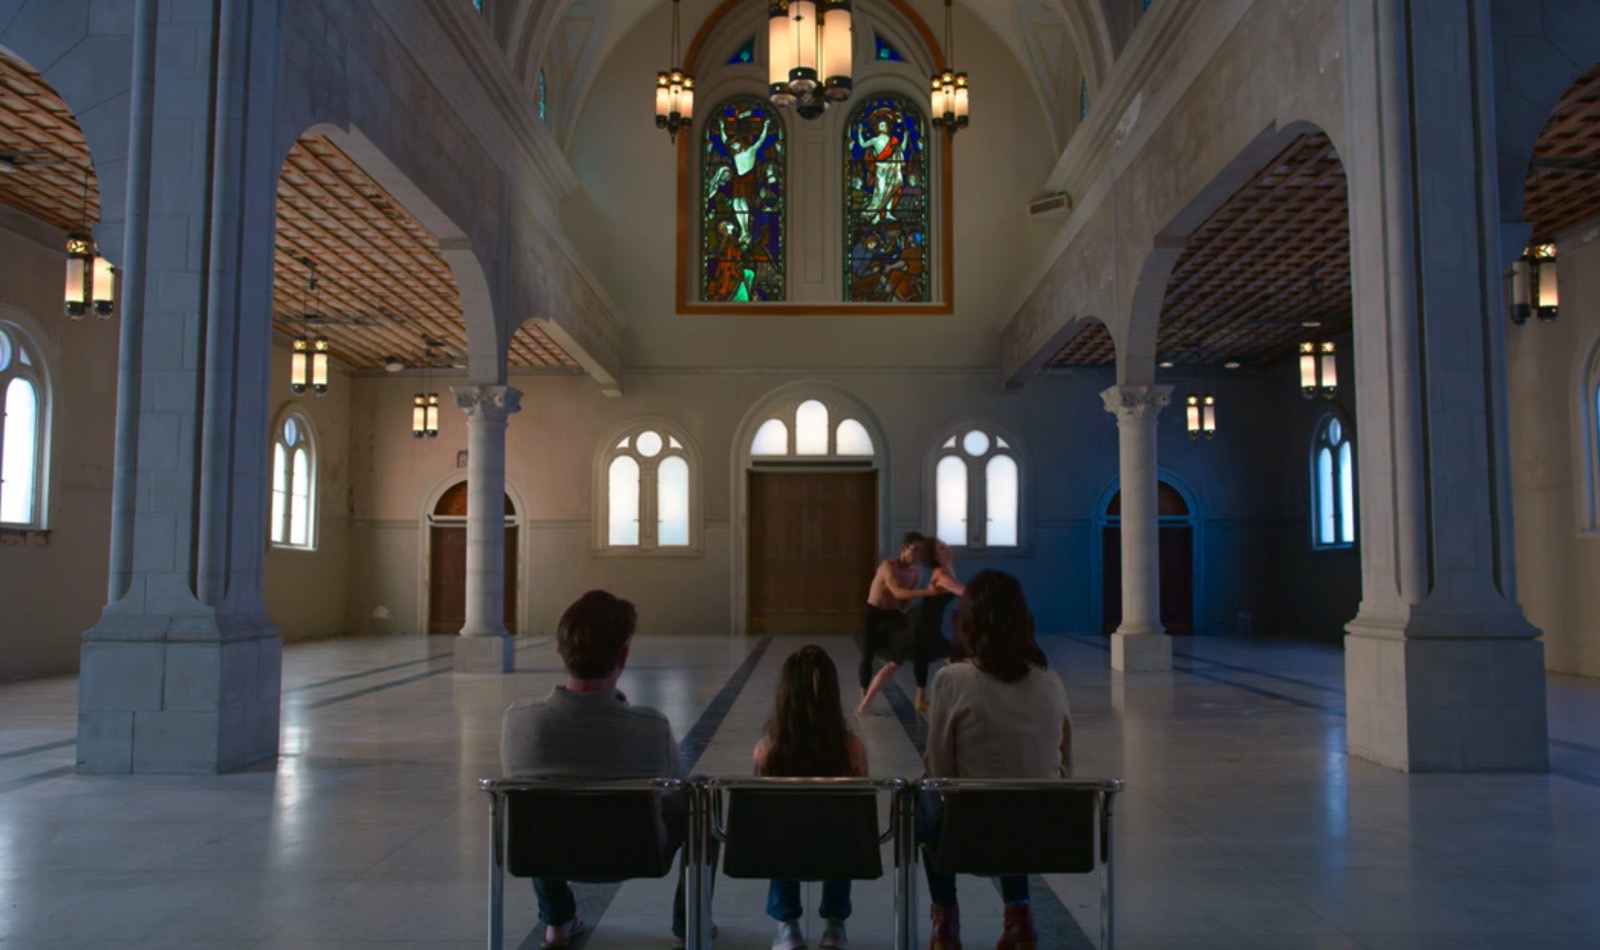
[
  {"left": 537, "top": 70, "right": 548, "bottom": 123},
  {"left": 795, "top": 400, "right": 829, "bottom": 455},
  {"left": 1312, "top": 416, "right": 1355, "bottom": 547},
  {"left": 933, "top": 426, "right": 1020, "bottom": 548},
  {"left": 270, "top": 413, "right": 315, "bottom": 549},
  {"left": 703, "top": 96, "right": 785, "bottom": 301},
  {"left": 602, "top": 425, "right": 696, "bottom": 551},
  {"left": 874, "top": 34, "right": 904, "bottom": 61},
  {"left": 1079, "top": 77, "right": 1088, "bottom": 119},
  {"left": 727, "top": 37, "right": 756, "bottom": 65},
  {"left": 845, "top": 94, "right": 930, "bottom": 302}
]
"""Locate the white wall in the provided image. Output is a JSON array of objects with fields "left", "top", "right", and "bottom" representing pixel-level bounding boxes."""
[{"left": 1508, "top": 231, "right": 1600, "bottom": 677}]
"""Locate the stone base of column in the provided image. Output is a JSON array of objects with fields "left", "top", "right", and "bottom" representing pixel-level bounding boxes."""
[
  {"left": 454, "top": 634, "right": 515, "bottom": 674},
  {"left": 1346, "top": 624, "right": 1548, "bottom": 772},
  {"left": 1111, "top": 631, "right": 1172, "bottom": 672},
  {"left": 77, "top": 614, "right": 281, "bottom": 774}
]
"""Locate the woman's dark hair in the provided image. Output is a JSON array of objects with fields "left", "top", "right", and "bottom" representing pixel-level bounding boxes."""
[
  {"left": 951, "top": 570, "right": 1047, "bottom": 683},
  {"left": 761, "top": 645, "right": 855, "bottom": 777}
]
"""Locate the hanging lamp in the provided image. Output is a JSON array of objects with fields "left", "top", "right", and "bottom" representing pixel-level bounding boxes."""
[
  {"left": 768, "top": 0, "right": 852, "bottom": 120},
  {"left": 654, "top": 0, "right": 695, "bottom": 142},
  {"left": 1298, "top": 341, "right": 1337, "bottom": 399},
  {"left": 411, "top": 345, "right": 440, "bottom": 438},
  {"left": 1186, "top": 394, "right": 1216, "bottom": 440},
  {"left": 1509, "top": 242, "right": 1558, "bottom": 325},
  {"left": 290, "top": 260, "right": 331, "bottom": 396},
  {"left": 63, "top": 172, "right": 115, "bottom": 319},
  {"left": 930, "top": 0, "right": 969, "bottom": 133}
]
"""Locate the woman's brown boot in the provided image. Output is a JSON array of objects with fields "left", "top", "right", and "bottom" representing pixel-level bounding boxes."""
[
  {"left": 929, "top": 903, "right": 961, "bottom": 950},
  {"left": 995, "top": 902, "right": 1037, "bottom": 950}
]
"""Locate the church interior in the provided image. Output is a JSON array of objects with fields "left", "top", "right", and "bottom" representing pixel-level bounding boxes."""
[{"left": 2, "top": 0, "right": 1600, "bottom": 946}]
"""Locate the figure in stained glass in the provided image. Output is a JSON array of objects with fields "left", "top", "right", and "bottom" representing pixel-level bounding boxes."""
[
  {"left": 845, "top": 95, "right": 929, "bottom": 301},
  {"left": 702, "top": 98, "right": 784, "bottom": 301}
]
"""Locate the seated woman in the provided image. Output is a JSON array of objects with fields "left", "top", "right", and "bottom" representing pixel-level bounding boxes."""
[
  {"left": 754, "top": 645, "right": 868, "bottom": 950},
  {"left": 921, "top": 570, "right": 1073, "bottom": 950}
]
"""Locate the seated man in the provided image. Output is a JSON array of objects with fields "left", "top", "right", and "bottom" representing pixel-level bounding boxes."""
[{"left": 501, "top": 590, "right": 711, "bottom": 948}]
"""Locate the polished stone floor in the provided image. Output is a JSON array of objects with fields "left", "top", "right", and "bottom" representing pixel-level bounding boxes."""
[{"left": 2, "top": 632, "right": 1600, "bottom": 949}]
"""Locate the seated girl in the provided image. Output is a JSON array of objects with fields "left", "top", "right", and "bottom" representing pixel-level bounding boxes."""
[{"left": 753, "top": 646, "right": 869, "bottom": 950}]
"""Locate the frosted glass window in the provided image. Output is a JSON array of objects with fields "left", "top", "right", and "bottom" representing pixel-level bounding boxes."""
[
  {"left": 0, "top": 377, "right": 39, "bottom": 524},
  {"left": 1317, "top": 447, "right": 1335, "bottom": 546},
  {"left": 617, "top": 437, "right": 630, "bottom": 449},
  {"left": 796, "top": 400, "right": 829, "bottom": 455},
  {"left": 752, "top": 419, "right": 788, "bottom": 456},
  {"left": 637, "top": 430, "right": 663, "bottom": 458},
  {"left": 608, "top": 456, "right": 641, "bottom": 545},
  {"left": 942, "top": 436, "right": 957, "bottom": 449},
  {"left": 289, "top": 448, "right": 310, "bottom": 546},
  {"left": 836, "top": 419, "right": 874, "bottom": 456},
  {"left": 995, "top": 436, "right": 1010, "bottom": 449},
  {"left": 0, "top": 331, "right": 11, "bottom": 371},
  {"left": 936, "top": 456, "right": 967, "bottom": 546},
  {"left": 985, "top": 455, "right": 1019, "bottom": 547},
  {"left": 669, "top": 436, "right": 683, "bottom": 449},
  {"left": 270, "top": 443, "right": 288, "bottom": 544},
  {"left": 284, "top": 417, "right": 299, "bottom": 447},
  {"left": 657, "top": 456, "right": 690, "bottom": 546},
  {"left": 1339, "top": 442, "right": 1355, "bottom": 543},
  {"left": 962, "top": 429, "right": 990, "bottom": 457}
]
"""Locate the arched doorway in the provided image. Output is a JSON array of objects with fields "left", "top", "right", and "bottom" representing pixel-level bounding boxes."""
[
  {"left": 427, "top": 482, "right": 517, "bottom": 634},
  {"left": 1100, "top": 480, "right": 1196, "bottom": 635}
]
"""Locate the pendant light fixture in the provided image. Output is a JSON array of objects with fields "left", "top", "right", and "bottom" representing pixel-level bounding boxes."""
[
  {"left": 768, "top": 0, "right": 853, "bottom": 121},
  {"left": 654, "top": 0, "right": 695, "bottom": 142},
  {"left": 63, "top": 172, "right": 115, "bottom": 319},
  {"left": 930, "top": 0, "right": 969, "bottom": 133},
  {"left": 1186, "top": 394, "right": 1216, "bottom": 440},
  {"left": 1509, "top": 242, "right": 1558, "bottom": 325},
  {"left": 1298, "top": 341, "right": 1337, "bottom": 399},
  {"left": 289, "top": 259, "right": 330, "bottom": 396},
  {"left": 411, "top": 344, "right": 440, "bottom": 439}
]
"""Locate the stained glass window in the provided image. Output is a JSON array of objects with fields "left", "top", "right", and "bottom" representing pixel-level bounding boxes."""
[
  {"left": 874, "top": 34, "right": 903, "bottom": 61},
  {"left": 473, "top": 0, "right": 483, "bottom": 11},
  {"left": 702, "top": 97, "right": 785, "bottom": 301},
  {"left": 845, "top": 94, "right": 930, "bottom": 302},
  {"left": 728, "top": 37, "right": 756, "bottom": 65},
  {"left": 1079, "top": 78, "right": 1088, "bottom": 119},
  {"left": 537, "top": 70, "right": 547, "bottom": 123}
]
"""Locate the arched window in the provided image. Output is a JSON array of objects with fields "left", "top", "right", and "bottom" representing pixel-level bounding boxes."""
[
  {"left": 270, "top": 413, "right": 316, "bottom": 549},
  {"left": 702, "top": 96, "right": 786, "bottom": 301},
  {"left": 747, "top": 399, "right": 876, "bottom": 458},
  {"left": 933, "top": 426, "right": 1020, "bottom": 549},
  {"left": 845, "top": 93, "right": 930, "bottom": 302},
  {"left": 1312, "top": 416, "right": 1355, "bottom": 548},
  {"left": 0, "top": 324, "right": 46, "bottom": 528},
  {"left": 601, "top": 425, "right": 698, "bottom": 551}
]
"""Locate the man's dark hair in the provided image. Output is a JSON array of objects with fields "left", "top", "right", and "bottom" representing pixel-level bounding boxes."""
[
  {"left": 557, "top": 590, "right": 637, "bottom": 679},
  {"left": 901, "top": 530, "right": 926, "bottom": 549}
]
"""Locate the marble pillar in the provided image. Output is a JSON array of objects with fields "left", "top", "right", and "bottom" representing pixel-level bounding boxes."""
[
  {"left": 451, "top": 384, "right": 522, "bottom": 673},
  {"left": 78, "top": 0, "right": 283, "bottom": 773},
  {"left": 1101, "top": 385, "right": 1174, "bottom": 672},
  {"left": 1340, "top": 0, "right": 1547, "bottom": 771}
]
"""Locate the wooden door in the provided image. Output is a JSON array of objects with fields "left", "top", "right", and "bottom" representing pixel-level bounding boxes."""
[
  {"left": 749, "top": 471, "right": 876, "bottom": 635},
  {"left": 429, "top": 526, "right": 467, "bottom": 633},
  {"left": 427, "top": 524, "right": 519, "bottom": 634},
  {"left": 1100, "top": 525, "right": 1194, "bottom": 635}
]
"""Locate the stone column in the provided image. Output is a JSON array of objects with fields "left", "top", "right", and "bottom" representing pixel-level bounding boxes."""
[
  {"left": 78, "top": 0, "right": 283, "bottom": 774},
  {"left": 1340, "top": 0, "right": 1547, "bottom": 771},
  {"left": 1100, "top": 385, "right": 1173, "bottom": 671},
  {"left": 451, "top": 384, "right": 523, "bottom": 673}
]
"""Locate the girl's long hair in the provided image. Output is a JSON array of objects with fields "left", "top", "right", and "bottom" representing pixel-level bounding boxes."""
[
  {"left": 762, "top": 645, "right": 855, "bottom": 777},
  {"left": 951, "top": 569, "right": 1047, "bottom": 684}
]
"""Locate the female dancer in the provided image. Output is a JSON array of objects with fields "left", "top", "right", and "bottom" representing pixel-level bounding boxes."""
[
  {"left": 856, "top": 532, "right": 937, "bottom": 715},
  {"left": 911, "top": 540, "right": 964, "bottom": 714}
]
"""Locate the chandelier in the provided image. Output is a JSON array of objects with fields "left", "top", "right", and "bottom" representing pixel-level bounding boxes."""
[
  {"left": 1298, "top": 341, "right": 1337, "bottom": 399},
  {"left": 768, "top": 0, "right": 853, "bottom": 120},
  {"left": 654, "top": 0, "right": 694, "bottom": 142},
  {"left": 411, "top": 344, "right": 440, "bottom": 439},
  {"left": 930, "top": 0, "right": 969, "bottom": 133},
  {"left": 288, "top": 260, "right": 330, "bottom": 395},
  {"left": 63, "top": 173, "right": 114, "bottom": 319},
  {"left": 1185, "top": 394, "right": 1216, "bottom": 440},
  {"left": 1509, "top": 242, "right": 1558, "bottom": 325}
]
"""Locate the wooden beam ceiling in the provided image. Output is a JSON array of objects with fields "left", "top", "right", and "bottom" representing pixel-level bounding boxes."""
[
  {"left": 0, "top": 49, "right": 98, "bottom": 234},
  {"left": 1526, "top": 60, "right": 1600, "bottom": 241}
]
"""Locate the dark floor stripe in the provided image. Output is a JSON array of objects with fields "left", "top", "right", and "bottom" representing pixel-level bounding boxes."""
[
  {"left": 1550, "top": 765, "right": 1600, "bottom": 790},
  {"left": 282, "top": 652, "right": 455, "bottom": 695},
  {"left": 0, "top": 765, "right": 73, "bottom": 794},
  {"left": 560, "top": 635, "right": 776, "bottom": 950},
  {"left": 0, "top": 738, "right": 74, "bottom": 761},
  {"left": 1551, "top": 737, "right": 1600, "bottom": 756},
  {"left": 1172, "top": 647, "right": 1345, "bottom": 694},
  {"left": 1064, "top": 634, "right": 1344, "bottom": 716},
  {"left": 292, "top": 637, "right": 553, "bottom": 710},
  {"left": 880, "top": 678, "right": 1097, "bottom": 950}
]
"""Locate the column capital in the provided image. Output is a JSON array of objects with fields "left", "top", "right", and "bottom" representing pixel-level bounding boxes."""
[
  {"left": 452, "top": 384, "right": 523, "bottom": 423},
  {"left": 1100, "top": 384, "right": 1173, "bottom": 424}
]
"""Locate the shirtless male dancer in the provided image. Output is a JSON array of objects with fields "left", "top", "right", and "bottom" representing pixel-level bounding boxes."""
[{"left": 856, "top": 532, "right": 937, "bottom": 714}]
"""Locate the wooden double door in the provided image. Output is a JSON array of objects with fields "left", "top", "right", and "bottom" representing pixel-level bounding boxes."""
[
  {"left": 428, "top": 482, "right": 519, "bottom": 634},
  {"left": 1101, "top": 481, "right": 1195, "bottom": 635},
  {"left": 748, "top": 471, "right": 877, "bottom": 635}
]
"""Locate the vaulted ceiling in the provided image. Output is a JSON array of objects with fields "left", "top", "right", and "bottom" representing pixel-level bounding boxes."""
[
  {"left": 0, "top": 50, "right": 99, "bottom": 233},
  {"left": 1525, "top": 60, "right": 1600, "bottom": 241}
]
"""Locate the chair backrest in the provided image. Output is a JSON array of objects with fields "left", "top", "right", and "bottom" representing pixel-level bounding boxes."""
[
  {"left": 924, "top": 787, "right": 1097, "bottom": 876},
  {"left": 721, "top": 787, "right": 884, "bottom": 881},
  {"left": 504, "top": 787, "right": 682, "bottom": 882}
]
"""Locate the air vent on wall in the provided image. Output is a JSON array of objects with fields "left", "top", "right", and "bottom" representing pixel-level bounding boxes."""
[{"left": 1028, "top": 192, "right": 1072, "bottom": 218}]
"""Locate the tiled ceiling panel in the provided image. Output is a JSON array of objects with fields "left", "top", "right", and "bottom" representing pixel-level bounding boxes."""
[
  {"left": 0, "top": 50, "right": 99, "bottom": 233},
  {"left": 1525, "top": 61, "right": 1600, "bottom": 241}
]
